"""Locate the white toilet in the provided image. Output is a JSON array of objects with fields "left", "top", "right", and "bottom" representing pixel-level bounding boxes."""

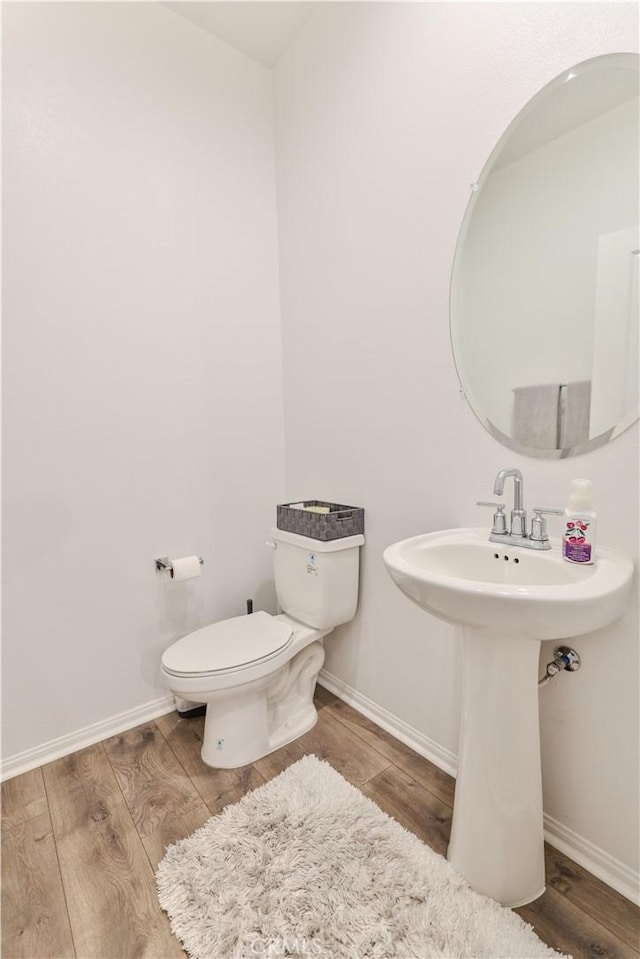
[{"left": 161, "top": 527, "right": 364, "bottom": 768}]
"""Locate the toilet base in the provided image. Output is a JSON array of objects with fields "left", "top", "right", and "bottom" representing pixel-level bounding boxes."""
[
  {"left": 199, "top": 640, "right": 325, "bottom": 769},
  {"left": 201, "top": 699, "right": 319, "bottom": 769},
  {"left": 176, "top": 702, "right": 206, "bottom": 719}
]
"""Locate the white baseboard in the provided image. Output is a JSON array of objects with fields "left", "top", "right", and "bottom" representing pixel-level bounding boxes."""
[
  {"left": 1, "top": 694, "right": 176, "bottom": 782},
  {"left": 543, "top": 813, "right": 640, "bottom": 906},
  {"left": 318, "top": 668, "right": 458, "bottom": 778},
  {"left": 4, "top": 670, "right": 639, "bottom": 905},
  {"left": 318, "top": 668, "right": 640, "bottom": 906}
]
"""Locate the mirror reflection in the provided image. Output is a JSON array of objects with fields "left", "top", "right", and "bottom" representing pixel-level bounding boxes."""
[{"left": 451, "top": 53, "right": 639, "bottom": 458}]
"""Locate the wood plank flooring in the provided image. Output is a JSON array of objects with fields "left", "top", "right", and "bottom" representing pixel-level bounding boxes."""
[{"left": 2, "top": 686, "right": 639, "bottom": 958}]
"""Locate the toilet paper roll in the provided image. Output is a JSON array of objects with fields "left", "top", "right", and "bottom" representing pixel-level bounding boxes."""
[{"left": 170, "top": 555, "right": 202, "bottom": 582}]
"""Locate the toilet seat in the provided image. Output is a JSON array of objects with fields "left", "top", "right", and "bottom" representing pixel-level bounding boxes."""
[{"left": 161, "top": 611, "right": 293, "bottom": 679}]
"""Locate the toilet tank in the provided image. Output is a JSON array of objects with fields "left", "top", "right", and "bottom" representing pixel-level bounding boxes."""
[{"left": 270, "top": 528, "right": 364, "bottom": 630}]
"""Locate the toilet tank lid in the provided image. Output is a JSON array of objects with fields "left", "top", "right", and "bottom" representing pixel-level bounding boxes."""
[
  {"left": 161, "top": 611, "right": 293, "bottom": 676},
  {"left": 271, "top": 527, "right": 365, "bottom": 551}
]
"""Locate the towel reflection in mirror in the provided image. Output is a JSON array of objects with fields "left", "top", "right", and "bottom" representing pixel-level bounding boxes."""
[{"left": 512, "top": 380, "right": 592, "bottom": 450}]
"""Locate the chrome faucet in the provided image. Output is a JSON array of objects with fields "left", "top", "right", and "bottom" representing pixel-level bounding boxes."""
[
  {"left": 494, "top": 468, "right": 527, "bottom": 537},
  {"left": 477, "top": 468, "right": 563, "bottom": 550}
]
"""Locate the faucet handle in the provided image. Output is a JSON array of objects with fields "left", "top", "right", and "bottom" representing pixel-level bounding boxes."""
[
  {"left": 530, "top": 507, "right": 564, "bottom": 543},
  {"left": 477, "top": 501, "right": 508, "bottom": 535}
]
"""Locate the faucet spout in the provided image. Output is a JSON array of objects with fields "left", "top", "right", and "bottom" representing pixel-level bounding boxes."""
[
  {"left": 493, "top": 468, "right": 526, "bottom": 536},
  {"left": 493, "top": 468, "right": 523, "bottom": 510}
]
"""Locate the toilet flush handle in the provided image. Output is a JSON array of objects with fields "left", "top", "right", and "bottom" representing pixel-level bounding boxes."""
[{"left": 265, "top": 540, "right": 277, "bottom": 550}]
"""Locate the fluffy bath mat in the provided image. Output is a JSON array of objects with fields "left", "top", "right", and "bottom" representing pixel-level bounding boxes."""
[{"left": 156, "top": 755, "right": 566, "bottom": 958}]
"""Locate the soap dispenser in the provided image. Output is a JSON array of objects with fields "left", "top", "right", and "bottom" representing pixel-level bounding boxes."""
[{"left": 563, "top": 479, "right": 597, "bottom": 565}]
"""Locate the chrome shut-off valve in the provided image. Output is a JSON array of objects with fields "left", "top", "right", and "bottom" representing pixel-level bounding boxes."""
[{"left": 539, "top": 646, "right": 581, "bottom": 686}]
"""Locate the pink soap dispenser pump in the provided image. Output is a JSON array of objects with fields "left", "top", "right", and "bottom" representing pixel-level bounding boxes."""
[{"left": 562, "top": 479, "right": 597, "bottom": 565}]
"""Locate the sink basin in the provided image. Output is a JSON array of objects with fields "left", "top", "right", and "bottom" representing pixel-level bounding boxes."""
[
  {"left": 383, "top": 527, "right": 634, "bottom": 907},
  {"left": 383, "top": 527, "right": 633, "bottom": 639}
]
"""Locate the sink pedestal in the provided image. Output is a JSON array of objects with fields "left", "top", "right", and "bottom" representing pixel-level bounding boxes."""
[
  {"left": 448, "top": 629, "right": 545, "bottom": 907},
  {"left": 383, "top": 527, "right": 633, "bottom": 907}
]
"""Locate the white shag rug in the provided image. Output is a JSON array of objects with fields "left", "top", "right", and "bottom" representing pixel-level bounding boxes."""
[{"left": 156, "top": 755, "right": 567, "bottom": 959}]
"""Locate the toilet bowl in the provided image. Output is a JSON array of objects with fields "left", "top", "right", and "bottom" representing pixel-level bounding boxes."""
[{"left": 161, "top": 528, "right": 364, "bottom": 768}]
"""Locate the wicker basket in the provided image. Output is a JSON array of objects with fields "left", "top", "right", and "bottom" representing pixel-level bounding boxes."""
[{"left": 276, "top": 500, "right": 365, "bottom": 541}]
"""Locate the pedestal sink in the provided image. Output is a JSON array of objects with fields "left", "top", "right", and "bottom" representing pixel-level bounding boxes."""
[{"left": 383, "top": 528, "right": 633, "bottom": 907}]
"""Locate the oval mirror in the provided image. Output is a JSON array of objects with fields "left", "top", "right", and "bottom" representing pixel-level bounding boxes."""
[{"left": 450, "top": 53, "right": 639, "bottom": 458}]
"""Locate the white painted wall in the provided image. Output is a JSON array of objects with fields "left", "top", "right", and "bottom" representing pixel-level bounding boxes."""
[
  {"left": 274, "top": 2, "right": 639, "bottom": 877},
  {"left": 2, "top": 3, "right": 285, "bottom": 758},
  {"left": 4, "top": 0, "right": 639, "bottom": 896}
]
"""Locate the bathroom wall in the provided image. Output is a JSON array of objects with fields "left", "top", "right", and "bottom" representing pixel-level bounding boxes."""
[
  {"left": 4, "top": 0, "right": 638, "bottom": 900},
  {"left": 274, "top": 2, "right": 639, "bottom": 884},
  {"left": 2, "top": 3, "right": 285, "bottom": 760}
]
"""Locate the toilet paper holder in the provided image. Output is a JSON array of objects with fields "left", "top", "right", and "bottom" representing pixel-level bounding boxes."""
[{"left": 155, "top": 556, "right": 205, "bottom": 577}]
